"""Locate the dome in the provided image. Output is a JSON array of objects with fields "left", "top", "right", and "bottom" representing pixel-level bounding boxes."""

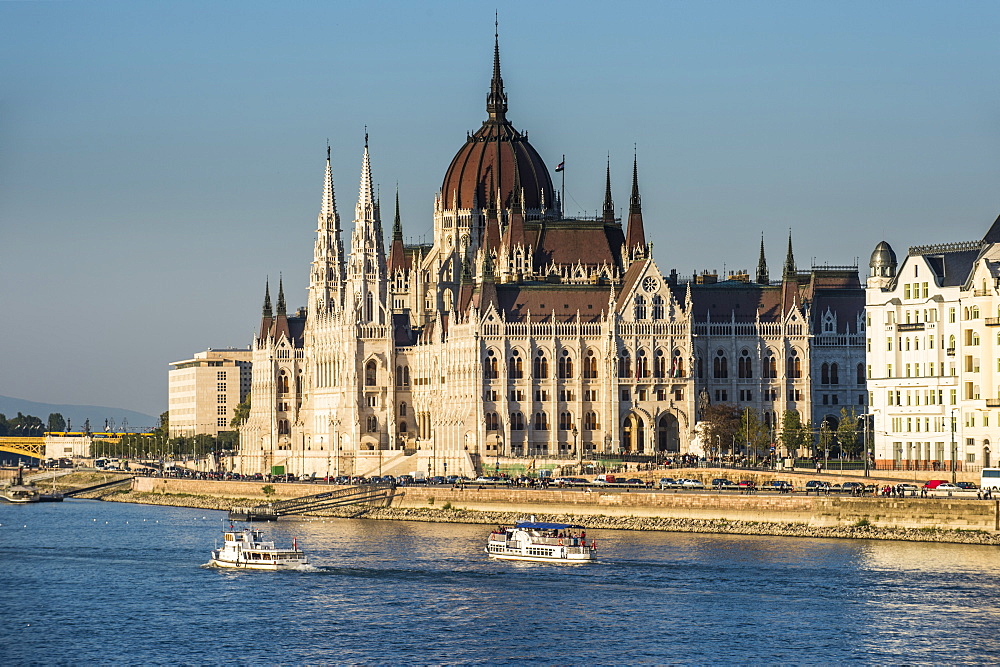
[
  {"left": 869, "top": 241, "right": 897, "bottom": 277},
  {"left": 440, "top": 36, "right": 555, "bottom": 214}
]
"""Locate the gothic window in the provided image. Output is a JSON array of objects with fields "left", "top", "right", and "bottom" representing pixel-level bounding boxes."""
[
  {"left": 533, "top": 350, "right": 549, "bottom": 379},
  {"left": 277, "top": 419, "right": 290, "bottom": 435},
  {"left": 399, "top": 421, "right": 407, "bottom": 433},
  {"left": 558, "top": 350, "right": 574, "bottom": 379},
  {"left": 636, "top": 349, "right": 649, "bottom": 378},
  {"left": 485, "top": 350, "right": 498, "bottom": 379},
  {"left": 533, "top": 412, "right": 549, "bottom": 430},
  {"left": 485, "top": 412, "right": 499, "bottom": 431},
  {"left": 584, "top": 411, "right": 600, "bottom": 430},
  {"left": 365, "top": 293, "right": 374, "bottom": 322},
  {"left": 738, "top": 350, "right": 752, "bottom": 379},
  {"left": 399, "top": 402, "right": 407, "bottom": 417},
  {"left": 367, "top": 416, "right": 378, "bottom": 432},
  {"left": 295, "top": 371, "right": 302, "bottom": 394},
  {"left": 654, "top": 349, "right": 666, "bottom": 378},
  {"left": 396, "top": 366, "right": 404, "bottom": 387},
  {"left": 559, "top": 412, "right": 573, "bottom": 430},
  {"left": 365, "top": 360, "right": 377, "bottom": 386},
  {"left": 821, "top": 363, "right": 830, "bottom": 385},
  {"left": 830, "top": 363, "right": 839, "bottom": 385},
  {"left": 697, "top": 356, "right": 704, "bottom": 379},
  {"left": 652, "top": 295, "right": 664, "bottom": 320},
  {"left": 672, "top": 349, "right": 685, "bottom": 377},
  {"left": 713, "top": 350, "right": 728, "bottom": 379},
  {"left": 856, "top": 363, "right": 865, "bottom": 385},
  {"left": 634, "top": 296, "right": 646, "bottom": 320},
  {"left": 619, "top": 350, "right": 632, "bottom": 379},
  {"left": 510, "top": 350, "right": 524, "bottom": 379},
  {"left": 510, "top": 412, "right": 525, "bottom": 431},
  {"left": 583, "top": 349, "right": 598, "bottom": 379},
  {"left": 788, "top": 350, "right": 801, "bottom": 379},
  {"left": 278, "top": 371, "right": 290, "bottom": 394}
]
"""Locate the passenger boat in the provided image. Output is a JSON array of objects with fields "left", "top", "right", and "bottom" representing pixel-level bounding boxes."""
[
  {"left": 208, "top": 525, "right": 309, "bottom": 570},
  {"left": 486, "top": 519, "right": 596, "bottom": 564},
  {"left": 0, "top": 483, "right": 41, "bottom": 503}
]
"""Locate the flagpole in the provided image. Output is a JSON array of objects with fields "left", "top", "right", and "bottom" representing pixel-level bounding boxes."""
[{"left": 560, "top": 153, "right": 565, "bottom": 218}]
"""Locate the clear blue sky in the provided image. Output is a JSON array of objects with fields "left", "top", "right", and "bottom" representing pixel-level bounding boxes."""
[{"left": 3, "top": 1, "right": 1000, "bottom": 420}]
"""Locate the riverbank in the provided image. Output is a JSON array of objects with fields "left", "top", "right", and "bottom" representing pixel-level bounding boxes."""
[{"left": 80, "top": 480, "right": 1000, "bottom": 545}]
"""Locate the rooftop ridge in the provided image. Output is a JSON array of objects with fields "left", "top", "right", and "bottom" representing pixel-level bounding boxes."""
[{"left": 908, "top": 240, "right": 982, "bottom": 255}]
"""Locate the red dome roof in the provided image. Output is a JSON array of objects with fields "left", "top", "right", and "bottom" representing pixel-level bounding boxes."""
[{"left": 440, "top": 35, "right": 555, "bottom": 213}]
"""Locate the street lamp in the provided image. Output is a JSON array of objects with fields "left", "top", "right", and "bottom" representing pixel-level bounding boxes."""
[
  {"left": 951, "top": 408, "right": 958, "bottom": 484},
  {"left": 573, "top": 423, "right": 580, "bottom": 470},
  {"left": 495, "top": 434, "right": 502, "bottom": 476}
]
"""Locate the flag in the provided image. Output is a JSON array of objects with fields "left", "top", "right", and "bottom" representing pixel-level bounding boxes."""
[{"left": 555, "top": 160, "right": 564, "bottom": 172}]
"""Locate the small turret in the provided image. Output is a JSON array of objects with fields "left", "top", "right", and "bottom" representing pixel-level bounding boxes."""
[{"left": 756, "top": 234, "right": 769, "bottom": 285}]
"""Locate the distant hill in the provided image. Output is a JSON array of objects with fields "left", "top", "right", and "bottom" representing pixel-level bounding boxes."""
[{"left": 0, "top": 395, "right": 159, "bottom": 432}]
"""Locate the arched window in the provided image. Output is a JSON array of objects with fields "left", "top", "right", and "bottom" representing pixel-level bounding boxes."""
[
  {"left": 857, "top": 363, "right": 865, "bottom": 385},
  {"left": 972, "top": 306, "right": 981, "bottom": 319},
  {"left": 651, "top": 295, "right": 664, "bottom": 320},
  {"left": 558, "top": 350, "right": 574, "bottom": 379},
  {"left": 821, "top": 363, "right": 830, "bottom": 385},
  {"left": 713, "top": 350, "right": 728, "bottom": 379},
  {"left": 399, "top": 421, "right": 407, "bottom": 433},
  {"left": 619, "top": 350, "right": 632, "bottom": 379},
  {"left": 510, "top": 350, "right": 523, "bottom": 379},
  {"left": 277, "top": 419, "right": 290, "bottom": 435},
  {"left": 485, "top": 350, "right": 498, "bottom": 379},
  {"left": 485, "top": 412, "right": 499, "bottom": 431},
  {"left": 367, "top": 416, "right": 378, "bottom": 432},
  {"left": 738, "top": 350, "right": 752, "bottom": 379},
  {"left": 510, "top": 412, "right": 525, "bottom": 431},
  {"left": 583, "top": 349, "right": 598, "bottom": 378},
  {"left": 788, "top": 350, "right": 801, "bottom": 379},
  {"left": 278, "top": 371, "right": 290, "bottom": 394},
  {"left": 762, "top": 352, "right": 777, "bottom": 379},
  {"left": 654, "top": 349, "right": 666, "bottom": 378},
  {"left": 830, "top": 363, "right": 839, "bottom": 385},
  {"left": 584, "top": 411, "right": 600, "bottom": 430},
  {"left": 634, "top": 296, "right": 646, "bottom": 320},
  {"left": 365, "top": 360, "right": 377, "bottom": 386},
  {"left": 399, "top": 402, "right": 407, "bottom": 417},
  {"left": 533, "top": 350, "right": 549, "bottom": 379},
  {"left": 403, "top": 366, "right": 410, "bottom": 386},
  {"left": 949, "top": 335, "right": 956, "bottom": 350},
  {"left": 671, "top": 349, "right": 685, "bottom": 377},
  {"left": 636, "top": 349, "right": 649, "bottom": 378},
  {"left": 534, "top": 412, "right": 549, "bottom": 430},
  {"left": 365, "top": 292, "right": 374, "bottom": 322},
  {"left": 295, "top": 371, "right": 302, "bottom": 394},
  {"left": 559, "top": 411, "right": 573, "bottom": 430},
  {"left": 696, "top": 356, "right": 704, "bottom": 379},
  {"left": 396, "top": 366, "right": 404, "bottom": 387}
]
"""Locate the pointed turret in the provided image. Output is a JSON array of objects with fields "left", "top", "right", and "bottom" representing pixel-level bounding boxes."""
[
  {"left": 756, "top": 234, "right": 769, "bottom": 285},
  {"left": 273, "top": 276, "right": 291, "bottom": 340},
  {"left": 388, "top": 187, "right": 406, "bottom": 272},
  {"left": 625, "top": 152, "right": 646, "bottom": 252},
  {"left": 347, "top": 135, "right": 388, "bottom": 324},
  {"left": 259, "top": 279, "right": 273, "bottom": 340},
  {"left": 486, "top": 19, "right": 507, "bottom": 121},
  {"left": 781, "top": 230, "right": 800, "bottom": 313},
  {"left": 783, "top": 231, "right": 797, "bottom": 279},
  {"left": 503, "top": 160, "right": 525, "bottom": 249},
  {"left": 309, "top": 145, "right": 346, "bottom": 313},
  {"left": 602, "top": 158, "right": 615, "bottom": 224}
]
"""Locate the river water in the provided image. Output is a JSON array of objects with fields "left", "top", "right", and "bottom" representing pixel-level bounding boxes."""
[{"left": 2, "top": 499, "right": 999, "bottom": 664}]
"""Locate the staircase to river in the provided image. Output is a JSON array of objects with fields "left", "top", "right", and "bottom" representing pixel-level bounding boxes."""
[{"left": 228, "top": 482, "right": 397, "bottom": 521}]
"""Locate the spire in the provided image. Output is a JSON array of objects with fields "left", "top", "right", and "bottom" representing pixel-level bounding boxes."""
[
  {"left": 276, "top": 275, "right": 287, "bottom": 316},
  {"left": 388, "top": 187, "right": 407, "bottom": 273},
  {"left": 756, "top": 233, "right": 769, "bottom": 285},
  {"left": 783, "top": 230, "right": 796, "bottom": 278},
  {"left": 320, "top": 143, "right": 338, "bottom": 224},
  {"left": 357, "top": 133, "right": 375, "bottom": 218},
  {"left": 504, "top": 160, "right": 525, "bottom": 249},
  {"left": 262, "top": 278, "right": 272, "bottom": 317},
  {"left": 625, "top": 151, "right": 646, "bottom": 252},
  {"left": 602, "top": 158, "right": 615, "bottom": 223},
  {"left": 309, "top": 144, "right": 346, "bottom": 314},
  {"left": 486, "top": 17, "right": 508, "bottom": 121},
  {"left": 392, "top": 187, "right": 402, "bottom": 242}
]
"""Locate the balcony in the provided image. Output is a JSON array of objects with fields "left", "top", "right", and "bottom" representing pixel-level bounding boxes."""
[
  {"left": 986, "top": 317, "right": 1000, "bottom": 326},
  {"left": 946, "top": 348, "right": 956, "bottom": 356},
  {"left": 897, "top": 323, "right": 925, "bottom": 332},
  {"left": 987, "top": 398, "right": 1000, "bottom": 408}
]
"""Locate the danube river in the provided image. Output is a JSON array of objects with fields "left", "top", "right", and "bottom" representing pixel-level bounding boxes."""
[{"left": 2, "top": 500, "right": 1000, "bottom": 664}]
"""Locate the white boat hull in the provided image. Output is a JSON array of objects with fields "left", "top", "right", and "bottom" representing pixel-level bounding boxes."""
[
  {"left": 209, "top": 555, "right": 307, "bottom": 570},
  {"left": 486, "top": 549, "right": 593, "bottom": 564}
]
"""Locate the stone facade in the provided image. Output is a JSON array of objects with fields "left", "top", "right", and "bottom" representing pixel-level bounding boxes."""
[{"left": 168, "top": 348, "right": 252, "bottom": 437}]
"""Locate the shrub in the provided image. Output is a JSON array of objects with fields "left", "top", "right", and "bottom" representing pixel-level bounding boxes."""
[
  {"left": 262, "top": 485, "right": 275, "bottom": 497},
  {"left": 853, "top": 518, "right": 871, "bottom": 528}
]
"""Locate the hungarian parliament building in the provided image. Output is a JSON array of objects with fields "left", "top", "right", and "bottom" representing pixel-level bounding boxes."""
[{"left": 235, "top": 36, "right": 866, "bottom": 478}]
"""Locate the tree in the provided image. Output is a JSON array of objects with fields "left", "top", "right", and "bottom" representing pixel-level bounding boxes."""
[
  {"left": 47, "top": 413, "right": 66, "bottom": 432},
  {"left": 819, "top": 419, "right": 834, "bottom": 459},
  {"left": 780, "top": 409, "right": 809, "bottom": 457},
  {"left": 736, "top": 408, "right": 771, "bottom": 461},
  {"left": 230, "top": 396, "right": 251, "bottom": 429},
  {"left": 700, "top": 403, "right": 742, "bottom": 456},
  {"left": 837, "top": 407, "right": 861, "bottom": 458}
]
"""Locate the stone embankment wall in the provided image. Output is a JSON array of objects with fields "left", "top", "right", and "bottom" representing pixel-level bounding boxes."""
[{"left": 128, "top": 477, "right": 999, "bottom": 536}]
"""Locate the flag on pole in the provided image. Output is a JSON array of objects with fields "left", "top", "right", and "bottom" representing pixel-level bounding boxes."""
[{"left": 555, "top": 160, "right": 564, "bottom": 172}]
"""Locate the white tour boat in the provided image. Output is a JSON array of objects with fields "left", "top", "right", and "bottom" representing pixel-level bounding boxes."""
[
  {"left": 209, "top": 525, "right": 309, "bottom": 570},
  {"left": 486, "top": 519, "right": 596, "bottom": 564}
]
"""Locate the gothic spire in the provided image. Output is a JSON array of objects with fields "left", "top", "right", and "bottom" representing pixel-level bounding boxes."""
[
  {"left": 276, "top": 275, "right": 287, "bottom": 316},
  {"left": 388, "top": 187, "right": 407, "bottom": 273},
  {"left": 602, "top": 157, "right": 615, "bottom": 223},
  {"left": 262, "top": 278, "right": 272, "bottom": 318},
  {"left": 392, "top": 187, "right": 402, "bottom": 242},
  {"left": 486, "top": 18, "right": 508, "bottom": 121},
  {"left": 757, "top": 233, "right": 769, "bottom": 285},
  {"left": 783, "top": 230, "right": 796, "bottom": 278},
  {"left": 320, "top": 143, "right": 339, "bottom": 227},
  {"left": 625, "top": 151, "right": 646, "bottom": 251},
  {"left": 259, "top": 278, "right": 274, "bottom": 341}
]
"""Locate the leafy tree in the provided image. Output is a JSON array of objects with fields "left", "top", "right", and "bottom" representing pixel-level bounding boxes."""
[
  {"left": 47, "top": 412, "right": 66, "bottom": 432},
  {"left": 8, "top": 412, "right": 44, "bottom": 435},
  {"left": 736, "top": 408, "right": 771, "bottom": 461},
  {"left": 837, "top": 407, "right": 861, "bottom": 457},
  {"left": 230, "top": 396, "right": 251, "bottom": 429},
  {"left": 700, "top": 403, "right": 742, "bottom": 456},
  {"left": 0, "top": 413, "right": 7, "bottom": 436},
  {"left": 780, "top": 409, "right": 810, "bottom": 457},
  {"left": 818, "top": 419, "right": 834, "bottom": 458}
]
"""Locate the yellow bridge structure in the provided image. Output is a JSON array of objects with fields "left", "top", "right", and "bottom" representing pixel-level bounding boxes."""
[{"left": 0, "top": 437, "right": 46, "bottom": 460}]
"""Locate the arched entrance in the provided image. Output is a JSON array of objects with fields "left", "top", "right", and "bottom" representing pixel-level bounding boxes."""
[
  {"left": 623, "top": 413, "right": 645, "bottom": 453},
  {"left": 984, "top": 440, "right": 991, "bottom": 468},
  {"left": 657, "top": 414, "right": 679, "bottom": 453}
]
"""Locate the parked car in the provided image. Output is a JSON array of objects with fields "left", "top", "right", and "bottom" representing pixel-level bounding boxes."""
[
  {"left": 679, "top": 479, "right": 705, "bottom": 489},
  {"left": 659, "top": 478, "right": 678, "bottom": 489},
  {"left": 841, "top": 481, "right": 865, "bottom": 493},
  {"left": 805, "top": 480, "right": 830, "bottom": 492},
  {"left": 956, "top": 481, "right": 978, "bottom": 490},
  {"left": 762, "top": 480, "right": 793, "bottom": 492},
  {"left": 624, "top": 478, "right": 645, "bottom": 487},
  {"left": 922, "top": 479, "right": 949, "bottom": 489},
  {"left": 931, "top": 482, "right": 962, "bottom": 491},
  {"left": 712, "top": 478, "right": 738, "bottom": 490}
]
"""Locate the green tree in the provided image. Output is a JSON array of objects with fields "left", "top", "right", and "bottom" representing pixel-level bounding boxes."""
[
  {"left": 837, "top": 407, "right": 861, "bottom": 457},
  {"left": 701, "top": 403, "right": 742, "bottom": 456},
  {"left": 818, "top": 419, "right": 834, "bottom": 459},
  {"left": 230, "top": 396, "right": 251, "bottom": 429},
  {"left": 736, "top": 408, "right": 771, "bottom": 461},
  {"left": 780, "top": 409, "right": 809, "bottom": 457},
  {"left": 47, "top": 412, "right": 66, "bottom": 432}
]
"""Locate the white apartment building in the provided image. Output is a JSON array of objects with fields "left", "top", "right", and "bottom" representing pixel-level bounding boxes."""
[
  {"left": 168, "top": 348, "right": 252, "bottom": 437},
  {"left": 866, "top": 218, "right": 1000, "bottom": 472}
]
